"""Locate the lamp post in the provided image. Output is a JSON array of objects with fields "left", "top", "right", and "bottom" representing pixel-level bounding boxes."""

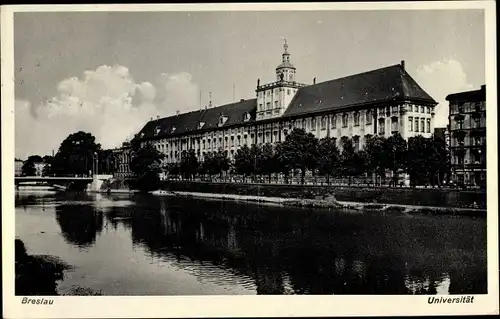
[{"left": 95, "top": 151, "right": 98, "bottom": 177}]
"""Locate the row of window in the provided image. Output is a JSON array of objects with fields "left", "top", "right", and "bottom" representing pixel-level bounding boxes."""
[
  {"left": 408, "top": 105, "right": 432, "bottom": 114},
  {"left": 259, "top": 88, "right": 295, "bottom": 98},
  {"left": 408, "top": 117, "right": 431, "bottom": 133},
  {"left": 451, "top": 116, "right": 485, "bottom": 130},
  {"left": 450, "top": 101, "right": 485, "bottom": 114}
]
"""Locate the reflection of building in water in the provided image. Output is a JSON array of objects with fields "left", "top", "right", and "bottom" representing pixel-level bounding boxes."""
[
  {"left": 123, "top": 197, "right": 484, "bottom": 295},
  {"left": 405, "top": 275, "right": 449, "bottom": 295}
]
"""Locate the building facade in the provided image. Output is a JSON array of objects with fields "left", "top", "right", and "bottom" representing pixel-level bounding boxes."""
[
  {"left": 112, "top": 142, "right": 133, "bottom": 180},
  {"left": 15, "top": 159, "right": 23, "bottom": 177},
  {"left": 446, "top": 85, "right": 486, "bottom": 187},
  {"left": 135, "top": 42, "right": 437, "bottom": 171},
  {"left": 34, "top": 163, "right": 47, "bottom": 177}
]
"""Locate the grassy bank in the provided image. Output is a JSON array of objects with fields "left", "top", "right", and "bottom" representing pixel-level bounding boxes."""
[
  {"left": 15, "top": 239, "right": 102, "bottom": 296},
  {"left": 159, "top": 180, "right": 486, "bottom": 209}
]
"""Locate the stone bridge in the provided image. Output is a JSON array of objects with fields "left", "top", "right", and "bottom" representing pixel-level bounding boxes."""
[{"left": 15, "top": 175, "right": 113, "bottom": 192}]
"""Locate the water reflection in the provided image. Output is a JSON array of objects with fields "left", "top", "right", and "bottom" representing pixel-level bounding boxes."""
[
  {"left": 119, "top": 196, "right": 486, "bottom": 295},
  {"left": 16, "top": 192, "right": 487, "bottom": 295},
  {"left": 55, "top": 204, "right": 104, "bottom": 248}
]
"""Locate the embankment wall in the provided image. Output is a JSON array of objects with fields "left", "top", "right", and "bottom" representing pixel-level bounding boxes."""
[{"left": 159, "top": 181, "right": 486, "bottom": 209}]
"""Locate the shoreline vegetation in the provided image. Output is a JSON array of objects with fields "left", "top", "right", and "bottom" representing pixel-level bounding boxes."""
[{"left": 15, "top": 239, "right": 102, "bottom": 296}]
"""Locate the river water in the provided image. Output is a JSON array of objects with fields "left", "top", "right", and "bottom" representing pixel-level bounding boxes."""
[{"left": 15, "top": 191, "right": 487, "bottom": 295}]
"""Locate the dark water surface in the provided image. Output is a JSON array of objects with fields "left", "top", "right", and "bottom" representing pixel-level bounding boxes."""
[{"left": 15, "top": 191, "right": 487, "bottom": 295}]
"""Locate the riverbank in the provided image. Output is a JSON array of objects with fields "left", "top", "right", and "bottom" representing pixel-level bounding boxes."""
[
  {"left": 15, "top": 239, "right": 102, "bottom": 296},
  {"left": 158, "top": 180, "right": 486, "bottom": 209},
  {"left": 151, "top": 190, "right": 486, "bottom": 217}
]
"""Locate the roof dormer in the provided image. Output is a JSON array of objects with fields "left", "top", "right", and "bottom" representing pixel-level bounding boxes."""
[
  {"left": 154, "top": 126, "right": 161, "bottom": 136},
  {"left": 171, "top": 126, "right": 176, "bottom": 133},
  {"left": 218, "top": 114, "right": 228, "bottom": 127},
  {"left": 243, "top": 112, "right": 251, "bottom": 122},
  {"left": 198, "top": 121, "right": 205, "bottom": 129}
]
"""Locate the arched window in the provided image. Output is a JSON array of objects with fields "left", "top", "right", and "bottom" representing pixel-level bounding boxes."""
[
  {"left": 354, "top": 112, "right": 360, "bottom": 126},
  {"left": 366, "top": 110, "right": 372, "bottom": 124},
  {"left": 342, "top": 113, "right": 348, "bottom": 128},
  {"left": 331, "top": 115, "right": 337, "bottom": 129},
  {"left": 321, "top": 117, "right": 327, "bottom": 130}
]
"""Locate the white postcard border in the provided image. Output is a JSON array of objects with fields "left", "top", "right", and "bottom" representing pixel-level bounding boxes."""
[{"left": 2, "top": 2, "right": 498, "bottom": 318}]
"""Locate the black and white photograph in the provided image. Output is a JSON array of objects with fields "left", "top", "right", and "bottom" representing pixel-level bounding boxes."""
[{"left": 2, "top": 2, "right": 498, "bottom": 318}]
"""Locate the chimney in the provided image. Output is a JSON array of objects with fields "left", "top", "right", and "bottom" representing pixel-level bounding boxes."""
[
  {"left": 150, "top": 116, "right": 153, "bottom": 121},
  {"left": 313, "top": 77, "right": 316, "bottom": 84},
  {"left": 176, "top": 110, "right": 180, "bottom": 116},
  {"left": 240, "top": 98, "right": 245, "bottom": 102},
  {"left": 156, "top": 115, "right": 160, "bottom": 120},
  {"left": 401, "top": 60, "right": 405, "bottom": 70},
  {"left": 481, "top": 84, "right": 486, "bottom": 91}
]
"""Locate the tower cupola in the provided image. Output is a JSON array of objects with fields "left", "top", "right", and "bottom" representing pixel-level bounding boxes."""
[{"left": 276, "top": 39, "right": 296, "bottom": 82}]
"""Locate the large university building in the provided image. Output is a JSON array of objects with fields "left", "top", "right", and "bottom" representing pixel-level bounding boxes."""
[
  {"left": 134, "top": 42, "right": 437, "bottom": 165},
  {"left": 446, "top": 85, "right": 486, "bottom": 187}
]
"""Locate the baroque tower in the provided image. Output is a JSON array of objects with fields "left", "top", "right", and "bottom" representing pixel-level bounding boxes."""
[{"left": 256, "top": 39, "right": 306, "bottom": 121}]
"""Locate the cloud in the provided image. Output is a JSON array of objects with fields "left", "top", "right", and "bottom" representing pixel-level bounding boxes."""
[
  {"left": 413, "top": 59, "right": 474, "bottom": 128},
  {"left": 15, "top": 64, "right": 199, "bottom": 159},
  {"left": 156, "top": 72, "right": 199, "bottom": 113}
]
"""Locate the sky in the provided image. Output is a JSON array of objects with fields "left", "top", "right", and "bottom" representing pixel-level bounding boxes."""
[{"left": 14, "top": 9, "right": 485, "bottom": 159}]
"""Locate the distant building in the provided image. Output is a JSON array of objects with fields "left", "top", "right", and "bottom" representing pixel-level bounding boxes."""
[
  {"left": 15, "top": 159, "right": 23, "bottom": 177},
  {"left": 113, "top": 142, "right": 133, "bottom": 180},
  {"left": 34, "top": 162, "right": 47, "bottom": 177},
  {"left": 446, "top": 85, "right": 486, "bottom": 187}
]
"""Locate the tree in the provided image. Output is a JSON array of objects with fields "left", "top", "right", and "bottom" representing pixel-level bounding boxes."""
[
  {"left": 21, "top": 155, "right": 43, "bottom": 176},
  {"left": 50, "top": 131, "right": 101, "bottom": 176},
  {"left": 384, "top": 132, "right": 408, "bottom": 187},
  {"left": 167, "top": 163, "right": 180, "bottom": 179},
  {"left": 407, "top": 135, "right": 450, "bottom": 187},
  {"left": 274, "top": 142, "right": 292, "bottom": 184},
  {"left": 129, "top": 142, "right": 164, "bottom": 192},
  {"left": 316, "top": 137, "right": 341, "bottom": 184},
  {"left": 364, "top": 135, "right": 387, "bottom": 185},
  {"left": 407, "top": 135, "right": 429, "bottom": 187},
  {"left": 97, "top": 149, "right": 117, "bottom": 175},
  {"left": 234, "top": 145, "right": 254, "bottom": 181},
  {"left": 258, "top": 143, "right": 277, "bottom": 183},
  {"left": 428, "top": 135, "right": 449, "bottom": 186},
  {"left": 340, "top": 137, "right": 357, "bottom": 185},
  {"left": 281, "top": 128, "right": 319, "bottom": 184},
  {"left": 214, "top": 149, "right": 231, "bottom": 179},
  {"left": 249, "top": 144, "right": 262, "bottom": 182},
  {"left": 179, "top": 149, "right": 199, "bottom": 180}
]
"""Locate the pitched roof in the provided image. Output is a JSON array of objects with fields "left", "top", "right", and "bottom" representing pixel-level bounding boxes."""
[
  {"left": 136, "top": 99, "right": 256, "bottom": 140},
  {"left": 282, "top": 64, "right": 437, "bottom": 118},
  {"left": 136, "top": 63, "right": 437, "bottom": 141},
  {"left": 446, "top": 85, "right": 486, "bottom": 102}
]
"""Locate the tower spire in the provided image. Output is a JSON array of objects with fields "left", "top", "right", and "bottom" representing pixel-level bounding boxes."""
[{"left": 282, "top": 38, "right": 290, "bottom": 63}]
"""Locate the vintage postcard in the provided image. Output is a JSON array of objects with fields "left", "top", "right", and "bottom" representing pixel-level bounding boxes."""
[{"left": 1, "top": 2, "right": 498, "bottom": 318}]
